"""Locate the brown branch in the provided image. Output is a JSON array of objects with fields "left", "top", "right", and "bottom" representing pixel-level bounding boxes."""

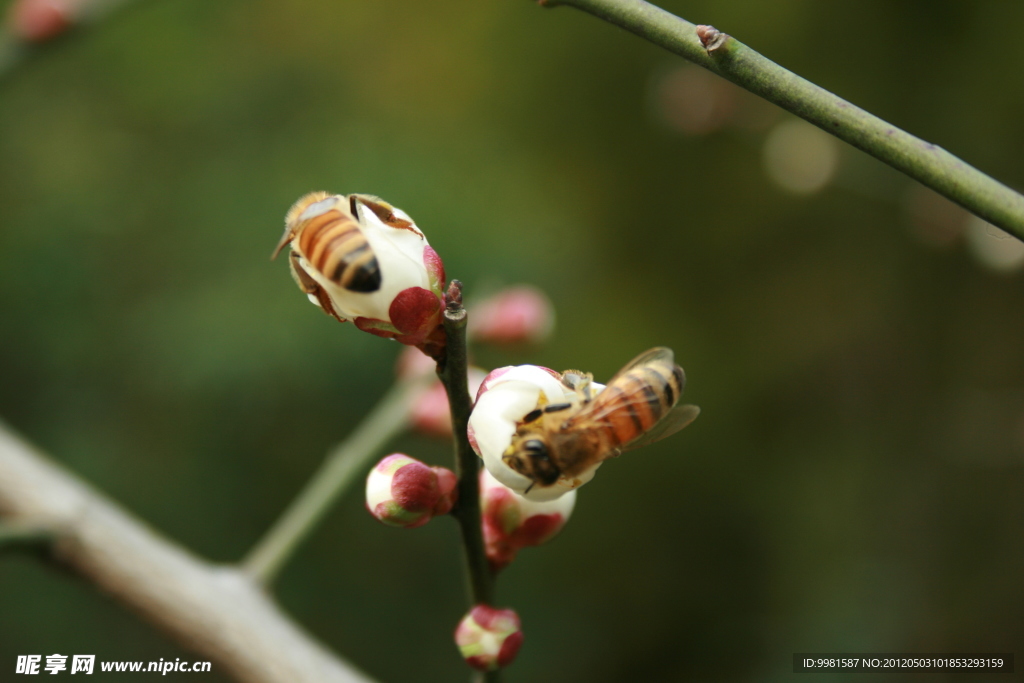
[
  {"left": 438, "top": 281, "right": 501, "bottom": 683},
  {"left": 0, "top": 420, "right": 376, "bottom": 683},
  {"left": 438, "top": 281, "right": 495, "bottom": 608}
]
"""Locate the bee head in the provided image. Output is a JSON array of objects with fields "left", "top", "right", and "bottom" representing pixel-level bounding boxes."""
[{"left": 504, "top": 437, "right": 561, "bottom": 487}]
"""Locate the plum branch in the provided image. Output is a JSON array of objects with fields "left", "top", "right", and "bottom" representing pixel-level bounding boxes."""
[
  {"left": 438, "top": 281, "right": 501, "bottom": 683},
  {"left": 536, "top": 0, "right": 1024, "bottom": 242},
  {"left": 0, "top": 420, "right": 376, "bottom": 683},
  {"left": 243, "top": 376, "right": 430, "bottom": 586}
]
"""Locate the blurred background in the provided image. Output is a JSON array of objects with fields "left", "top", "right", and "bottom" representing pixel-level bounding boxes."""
[{"left": 1, "top": 0, "right": 1023, "bottom": 680}]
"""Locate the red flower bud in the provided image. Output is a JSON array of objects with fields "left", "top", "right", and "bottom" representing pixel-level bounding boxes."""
[
  {"left": 7, "top": 0, "right": 74, "bottom": 42},
  {"left": 480, "top": 470, "right": 574, "bottom": 570},
  {"left": 454, "top": 604, "right": 523, "bottom": 672},
  {"left": 409, "top": 368, "right": 487, "bottom": 439},
  {"left": 365, "top": 454, "right": 457, "bottom": 528},
  {"left": 394, "top": 343, "right": 438, "bottom": 381},
  {"left": 469, "top": 286, "right": 554, "bottom": 346}
]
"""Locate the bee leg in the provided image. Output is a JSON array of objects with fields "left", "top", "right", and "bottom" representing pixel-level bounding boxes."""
[
  {"left": 522, "top": 409, "right": 543, "bottom": 424},
  {"left": 578, "top": 375, "right": 594, "bottom": 401},
  {"left": 314, "top": 288, "right": 346, "bottom": 323},
  {"left": 561, "top": 371, "right": 594, "bottom": 401},
  {"left": 290, "top": 252, "right": 346, "bottom": 323}
]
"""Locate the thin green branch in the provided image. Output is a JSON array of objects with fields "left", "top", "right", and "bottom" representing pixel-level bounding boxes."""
[
  {"left": 242, "top": 376, "right": 429, "bottom": 586},
  {"left": 0, "top": 521, "right": 54, "bottom": 555},
  {"left": 540, "top": 0, "right": 1024, "bottom": 242},
  {"left": 437, "top": 281, "right": 500, "bottom": 683}
]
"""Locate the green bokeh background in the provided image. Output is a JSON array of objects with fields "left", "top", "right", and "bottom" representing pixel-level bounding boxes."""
[{"left": 1, "top": 0, "right": 1023, "bottom": 681}]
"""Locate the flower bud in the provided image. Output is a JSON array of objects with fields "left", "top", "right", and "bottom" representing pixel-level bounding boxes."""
[
  {"left": 454, "top": 605, "right": 523, "bottom": 672},
  {"left": 480, "top": 469, "right": 575, "bottom": 570},
  {"left": 468, "top": 365, "right": 605, "bottom": 501},
  {"left": 410, "top": 368, "right": 487, "bottom": 439},
  {"left": 6, "top": 0, "right": 74, "bottom": 42},
  {"left": 394, "top": 345, "right": 437, "bottom": 381},
  {"left": 275, "top": 193, "right": 447, "bottom": 360},
  {"left": 365, "top": 454, "right": 457, "bottom": 528},
  {"left": 469, "top": 286, "right": 554, "bottom": 346}
]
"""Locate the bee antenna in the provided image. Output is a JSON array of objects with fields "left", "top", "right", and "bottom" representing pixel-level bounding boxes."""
[
  {"left": 271, "top": 230, "right": 293, "bottom": 261},
  {"left": 523, "top": 482, "right": 535, "bottom": 494}
]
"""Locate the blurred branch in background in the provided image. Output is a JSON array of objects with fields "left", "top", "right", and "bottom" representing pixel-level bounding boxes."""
[
  {"left": 538, "top": 0, "right": 1024, "bottom": 243},
  {"left": 0, "top": 521, "right": 53, "bottom": 555},
  {"left": 0, "top": 0, "right": 140, "bottom": 81},
  {"left": 0, "top": 421, "right": 376, "bottom": 683},
  {"left": 243, "top": 375, "right": 431, "bottom": 586}
]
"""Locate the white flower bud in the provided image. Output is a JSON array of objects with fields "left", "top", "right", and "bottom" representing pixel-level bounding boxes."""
[
  {"left": 467, "top": 365, "right": 604, "bottom": 502},
  {"left": 275, "top": 193, "right": 447, "bottom": 359},
  {"left": 480, "top": 469, "right": 575, "bottom": 570}
]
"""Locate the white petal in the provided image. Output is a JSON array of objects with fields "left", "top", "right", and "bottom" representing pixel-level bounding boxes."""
[
  {"left": 481, "top": 469, "right": 576, "bottom": 520},
  {"left": 469, "top": 364, "right": 606, "bottom": 501},
  {"left": 300, "top": 198, "right": 432, "bottom": 322},
  {"left": 365, "top": 466, "right": 396, "bottom": 510}
]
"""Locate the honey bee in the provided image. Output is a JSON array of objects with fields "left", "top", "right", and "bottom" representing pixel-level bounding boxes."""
[
  {"left": 271, "top": 192, "right": 422, "bottom": 321},
  {"left": 503, "top": 347, "right": 700, "bottom": 491}
]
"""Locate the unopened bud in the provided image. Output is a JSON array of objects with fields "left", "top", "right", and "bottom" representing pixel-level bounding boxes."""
[
  {"left": 7, "top": 0, "right": 74, "bottom": 42},
  {"left": 695, "top": 24, "right": 727, "bottom": 53},
  {"left": 410, "top": 368, "right": 487, "bottom": 438},
  {"left": 365, "top": 454, "right": 457, "bottom": 528},
  {"left": 454, "top": 604, "right": 523, "bottom": 672},
  {"left": 469, "top": 286, "right": 554, "bottom": 346},
  {"left": 480, "top": 469, "right": 575, "bottom": 570},
  {"left": 394, "top": 345, "right": 436, "bottom": 380},
  {"left": 275, "top": 193, "right": 447, "bottom": 360},
  {"left": 468, "top": 364, "right": 604, "bottom": 501}
]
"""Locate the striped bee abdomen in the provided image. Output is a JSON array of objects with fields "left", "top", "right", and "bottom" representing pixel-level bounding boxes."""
[
  {"left": 582, "top": 360, "right": 683, "bottom": 449},
  {"left": 297, "top": 208, "right": 381, "bottom": 293}
]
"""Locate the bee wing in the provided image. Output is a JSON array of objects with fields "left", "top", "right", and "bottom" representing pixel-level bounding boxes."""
[
  {"left": 619, "top": 403, "right": 700, "bottom": 453},
  {"left": 569, "top": 345, "right": 683, "bottom": 423},
  {"left": 604, "top": 347, "right": 676, "bottom": 385}
]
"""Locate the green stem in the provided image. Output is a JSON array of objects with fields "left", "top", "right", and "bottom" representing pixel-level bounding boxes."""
[
  {"left": 242, "top": 376, "right": 428, "bottom": 586},
  {"left": 0, "top": 522, "right": 54, "bottom": 555},
  {"left": 437, "top": 282, "right": 500, "bottom": 683},
  {"left": 540, "top": 0, "right": 1024, "bottom": 242}
]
